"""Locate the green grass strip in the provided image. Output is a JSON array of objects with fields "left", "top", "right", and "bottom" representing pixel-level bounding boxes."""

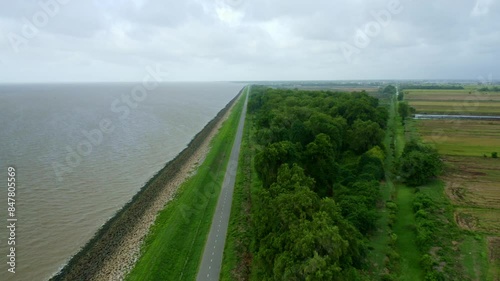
[
  {"left": 393, "top": 184, "right": 424, "bottom": 281},
  {"left": 220, "top": 86, "right": 259, "bottom": 281}
]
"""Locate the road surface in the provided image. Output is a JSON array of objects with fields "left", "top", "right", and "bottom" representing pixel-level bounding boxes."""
[{"left": 196, "top": 88, "right": 248, "bottom": 281}]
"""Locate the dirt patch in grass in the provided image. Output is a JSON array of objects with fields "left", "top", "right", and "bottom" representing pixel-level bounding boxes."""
[
  {"left": 455, "top": 208, "right": 500, "bottom": 234},
  {"left": 487, "top": 237, "right": 500, "bottom": 280},
  {"left": 455, "top": 212, "right": 479, "bottom": 231},
  {"left": 488, "top": 237, "right": 500, "bottom": 261}
]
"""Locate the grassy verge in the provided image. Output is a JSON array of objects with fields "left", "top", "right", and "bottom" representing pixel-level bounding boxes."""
[
  {"left": 126, "top": 91, "right": 246, "bottom": 281},
  {"left": 220, "top": 100, "right": 253, "bottom": 281},
  {"left": 393, "top": 93, "right": 424, "bottom": 280},
  {"left": 393, "top": 184, "right": 423, "bottom": 281},
  {"left": 221, "top": 87, "right": 265, "bottom": 281}
]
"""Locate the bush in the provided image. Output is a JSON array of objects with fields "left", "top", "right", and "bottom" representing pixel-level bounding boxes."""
[
  {"left": 399, "top": 141, "right": 442, "bottom": 186},
  {"left": 492, "top": 152, "right": 498, "bottom": 158}
]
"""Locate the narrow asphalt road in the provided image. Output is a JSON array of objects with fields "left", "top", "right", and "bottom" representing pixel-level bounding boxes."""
[{"left": 196, "top": 88, "right": 248, "bottom": 281}]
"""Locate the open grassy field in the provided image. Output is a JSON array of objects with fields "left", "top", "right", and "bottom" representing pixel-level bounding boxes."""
[
  {"left": 125, "top": 91, "right": 246, "bottom": 281},
  {"left": 405, "top": 89, "right": 500, "bottom": 115},
  {"left": 414, "top": 117, "right": 500, "bottom": 280},
  {"left": 417, "top": 119, "right": 500, "bottom": 156}
]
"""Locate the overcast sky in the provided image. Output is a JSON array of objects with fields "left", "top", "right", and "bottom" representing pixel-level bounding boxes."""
[{"left": 0, "top": 0, "right": 499, "bottom": 82}]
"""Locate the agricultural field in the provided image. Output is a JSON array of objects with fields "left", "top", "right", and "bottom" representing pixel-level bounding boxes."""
[
  {"left": 414, "top": 118, "right": 500, "bottom": 279},
  {"left": 416, "top": 119, "right": 500, "bottom": 157},
  {"left": 404, "top": 89, "right": 500, "bottom": 115}
]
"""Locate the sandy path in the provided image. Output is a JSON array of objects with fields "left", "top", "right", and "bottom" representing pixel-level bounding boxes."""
[{"left": 89, "top": 97, "right": 238, "bottom": 281}]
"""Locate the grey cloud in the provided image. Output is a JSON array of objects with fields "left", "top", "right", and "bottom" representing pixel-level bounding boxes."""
[{"left": 0, "top": 0, "right": 499, "bottom": 82}]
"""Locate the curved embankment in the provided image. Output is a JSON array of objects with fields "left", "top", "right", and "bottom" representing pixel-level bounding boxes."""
[{"left": 50, "top": 88, "right": 244, "bottom": 281}]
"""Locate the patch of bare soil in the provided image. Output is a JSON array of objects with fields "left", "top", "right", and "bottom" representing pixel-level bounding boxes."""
[
  {"left": 454, "top": 212, "right": 479, "bottom": 231},
  {"left": 487, "top": 237, "right": 500, "bottom": 281}
]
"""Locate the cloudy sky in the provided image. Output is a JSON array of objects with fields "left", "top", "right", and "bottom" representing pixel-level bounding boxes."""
[{"left": 0, "top": 0, "right": 499, "bottom": 82}]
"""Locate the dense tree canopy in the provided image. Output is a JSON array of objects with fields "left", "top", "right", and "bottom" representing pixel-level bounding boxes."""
[{"left": 248, "top": 87, "right": 389, "bottom": 280}]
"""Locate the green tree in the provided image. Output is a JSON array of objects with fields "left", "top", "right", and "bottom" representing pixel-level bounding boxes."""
[
  {"left": 347, "top": 119, "right": 384, "bottom": 154},
  {"left": 383, "top": 85, "right": 397, "bottom": 95},
  {"left": 398, "top": 101, "right": 412, "bottom": 122},
  {"left": 303, "top": 134, "right": 338, "bottom": 197},
  {"left": 400, "top": 141, "right": 442, "bottom": 186},
  {"left": 255, "top": 141, "right": 301, "bottom": 187}
]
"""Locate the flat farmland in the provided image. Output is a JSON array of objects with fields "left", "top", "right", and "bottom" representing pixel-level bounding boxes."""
[
  {"left": 442, "top": 156, "right": 500, "bottom": 209},
  {"left": 417, "top": 119, "right": 500, "bottom": 156},
  {"left": 405, "top": 89, "right": 500, "bottom": 115},
  {"left": 455, "top": 207, "right": 500, "bottom": 234},
  {"left": 415, "top": 117, "right": 500, "bottom": 278}
]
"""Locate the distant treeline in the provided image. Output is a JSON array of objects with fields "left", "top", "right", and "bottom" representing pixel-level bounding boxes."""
[
  {"left": 400, "top": 85, "right": 464, "bottom": 90},
  {"left": 478, "top": 86, "right": 500, "bottom": 92},
  {"left": 245, "top": 87, "right": 388, "bottom": 280}
]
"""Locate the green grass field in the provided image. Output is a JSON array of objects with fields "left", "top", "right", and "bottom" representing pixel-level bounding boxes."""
[
  {"left": 460, "top": 235, "right": 491, "bottom": 281},
  {"left": 416, "top": 119, "right": 500, "bottom": 156},
  {"left": 125, "top": 90, "right": 246, "bottom": 281}
]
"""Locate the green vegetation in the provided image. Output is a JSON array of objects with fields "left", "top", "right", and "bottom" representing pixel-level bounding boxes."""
[
  {"left": 398, "top": 140, "right": 442, "bottom": 186},
  {"left": 413, "top": 181, "right": 469, "bottom": 280},
  {"left": 221, "top": 101, "right": 258, "bottom": 280},
  {"left": 478, "top": 86, "right": 500, "bottom": 92},
  {"left": 364, "top": 90, "right": 398, "bottom": 280},
  {"left": 382, "top": 85, "right": 397, "bottom": 95},
  {"left": 397, "top": 101, "right": 415, "bottom": 123},
  {"left": 250, "top": 87, "right": 387, "bottom": 280},
  {"left": 389, "top": 96, "right": 425, "bottom": 280},
  {"left": 405, "top": 87, "right": 499, "bottom": 280},
  {"left": 125, "top": 90, "right": 246, "bottom": 281},
  {"left": 223, "top": 86, "right": 389, "bottom": 280},
  {"left": 393, "top": 184, "right": 423, "bottom": 281},
  {"left": 223, "top": 85, "right": 499, "bottom": 281}
]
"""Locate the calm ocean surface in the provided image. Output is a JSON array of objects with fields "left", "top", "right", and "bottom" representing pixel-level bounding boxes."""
[{"left": 0, "top": 82, "right": 243, "bottom": 281}]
